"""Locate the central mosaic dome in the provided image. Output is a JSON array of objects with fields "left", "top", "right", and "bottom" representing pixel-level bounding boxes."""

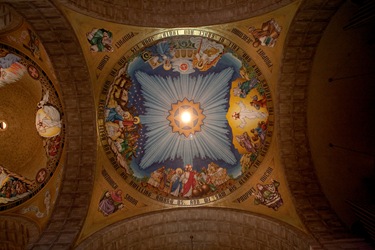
[{"left": 98, "top": 32, "right": 273, "bottom": 205}]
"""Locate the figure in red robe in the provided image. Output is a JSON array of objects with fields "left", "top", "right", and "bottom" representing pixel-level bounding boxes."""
[{"left": 180, "top": 164, "right": 196, "bottom": 197}]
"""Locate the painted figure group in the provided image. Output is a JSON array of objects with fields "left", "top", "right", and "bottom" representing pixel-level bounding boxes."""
[
  {"left": 0, "top": 48, "right": 26, "bottom": 86},
  {"left": 0, "top": 166, "right": 35, "bottom": 201},
  {"left": 105, "top": 71, "right": 141, "bottom": 174},
  {"left": 230, "top": 65, "right": 270, "bottom": 167},
  {"left": 252, "top": 179, "right": 283, "bottom": 210},
  {"left": 98, "top": 189, "right": 124, "bottom": 216},
  {"left": 248, "top": 19, "right": 282, "bottom": 48},
  {"left": 143, "top": 37, "right": 224, "bottom": 73},
  {"left": 86, "top": 28, "right": 113, "bottom": 52},
  {"left": 147, "top": 162, "right": 230, "bottom": 198},
  {"left": 236, "top": 120, "right": 268, "bottom": 155}
]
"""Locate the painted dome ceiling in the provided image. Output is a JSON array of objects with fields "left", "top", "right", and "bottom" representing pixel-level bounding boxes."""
[
  {"left": 98, "top": 33, "right": 274, "bottom": 204},
  {"left": 64, "top": 2, "right": 299, "bottom": 238},
  {"left": 0, "top": 41, "right": 64, "bottom": 210}
]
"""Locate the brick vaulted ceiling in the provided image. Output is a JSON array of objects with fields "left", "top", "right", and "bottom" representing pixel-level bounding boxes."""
[{"left": 0, "top": 0, "right": 374, "bottom": 249}]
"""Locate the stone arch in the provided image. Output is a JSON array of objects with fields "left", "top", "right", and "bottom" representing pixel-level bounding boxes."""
[
  {"left": 60, "top": 0, "right": 293, "bottom": 27},
  {"left": 76, "top": 208, "right": 313, "bottom": 250},
  {"left": 2, "top": 1, "right": 97, "bottom": 248},
  {"left": 277, "top": 0, "right": 357, "bottom": 246},
  {"left": 0, "top": 215, "right": 40, "bottom": 250}
]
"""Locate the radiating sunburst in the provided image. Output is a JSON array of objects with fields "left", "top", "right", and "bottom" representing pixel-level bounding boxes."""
[
  {"left": 136, "top": 67, "right": 237, "bottom": 169},
  {"left": 167, "top": 98, "right": 205, "bottom": 137}
]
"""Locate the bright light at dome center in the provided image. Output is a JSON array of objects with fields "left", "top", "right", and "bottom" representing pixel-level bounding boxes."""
[{"left": 181, "top": 111, "right": 191, "bottom": 123}]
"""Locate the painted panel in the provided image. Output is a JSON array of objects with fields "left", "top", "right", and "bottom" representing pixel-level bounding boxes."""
[{"left": 62, "top": 2, "right": 304, "bottom": 243}]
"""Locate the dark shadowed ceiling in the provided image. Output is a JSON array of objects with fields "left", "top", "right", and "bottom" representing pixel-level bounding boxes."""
[{"left": 0, "top": 0, "right": 374, "bottom": 249}]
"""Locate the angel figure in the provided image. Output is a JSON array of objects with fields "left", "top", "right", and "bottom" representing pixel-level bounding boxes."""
[{"left": 232, "top": 101, "right": 267, "bottom": 129}]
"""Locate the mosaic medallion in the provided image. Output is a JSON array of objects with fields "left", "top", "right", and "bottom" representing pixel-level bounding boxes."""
[{"left": 98, "top": 29, "right": 274, "bottom": 205}]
